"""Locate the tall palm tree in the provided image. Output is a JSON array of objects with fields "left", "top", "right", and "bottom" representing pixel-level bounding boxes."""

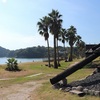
[
  {"left": 58, "top": 28, "right": 67, "bottom": 61},
  {"left": 66, "top": 26, "right": 77, "bottom": 61},
  {"left": 48, "top": 9, "right": 63, "bottom": 68},
  {"left": 37, "top": 16, "right": 51, "bottom": 67}
]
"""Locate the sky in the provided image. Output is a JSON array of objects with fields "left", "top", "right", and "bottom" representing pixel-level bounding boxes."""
[{"left": 0, "top": 0, "right": 100, "bottom": 50}]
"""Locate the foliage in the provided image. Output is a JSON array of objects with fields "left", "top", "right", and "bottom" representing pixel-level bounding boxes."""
[
  {"left": 0, "top": 46, "right": 10, "bottom": 57},
  {"left": 66, "top": 25, "right": 77, "bottom": 61},
  {"left": 76, "top": 36, "right": 86, "bottom": 58},
  {"left": 8, "top": 46, "right": 48, "bottom": 58},
  {"left": 37, "top": 16, "right": 50, "bottom": 41},
  {"left": 6, "top": 58, "right": 20, "bottom": 71},
  {"left": 37, "top": 16, "right": 51, "bottom": 67},
  {"left": 0, "top": 45, "right": 86, "bottom": 59},
  {"left": 48, "top": 9, "right": 63, "bottom": 68}
]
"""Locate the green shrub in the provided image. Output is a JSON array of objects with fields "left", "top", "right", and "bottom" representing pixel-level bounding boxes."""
[{"left": 6, "top": 58, "right": 20, "bottom": 71}]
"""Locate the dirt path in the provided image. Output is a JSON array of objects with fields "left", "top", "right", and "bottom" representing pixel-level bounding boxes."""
[
  {"left": 0, "top": 80, "right": 44, "bottom": 100},
  {"left": 0, "top": 73, "right": 44, "bottom": 100},
  {"left": 0, "top": 62, "right": 80, "bottom": 100}
]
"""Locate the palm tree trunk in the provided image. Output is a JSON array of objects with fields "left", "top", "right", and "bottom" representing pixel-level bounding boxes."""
[
  {"left": 47, "top": 39, "right": 50, "bottom": 67},
  {"left": 64, "top": 42, "right": 66, "bottom": 53},
  {"left": 57, "top": 39, "right": 60, "bottom": 66},
  {"left": 54, "top": 35, "right": 58, "bottom": 68},
  {"left": 69, "top": 45, "right": 73, "bottom": 61},
  {"left": 63, "top": 42, "right": 66, "bottom": 60}
]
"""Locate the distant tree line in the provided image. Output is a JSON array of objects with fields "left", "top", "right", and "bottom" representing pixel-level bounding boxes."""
[
  {"left": 0, "top": 46, "right": 47, "bottom": 58},
  {"left": 0, "top": 46, "right": 10, "bottom": 57},
  {"left": 0, "top": 46, "right": 85, "bottom": 58}
]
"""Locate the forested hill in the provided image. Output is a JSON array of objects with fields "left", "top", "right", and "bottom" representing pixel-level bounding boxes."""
[
  {"left": 0, "top": 46, "right": 10, "bottom": 57},
  {"left": 0, "top": 46, "right": 85, "bottom": 58},
  {"left": 0, "top": 46, "right": 67, "bottom": 58},
  {"left": 9, "top": 46, "right": 49, "bottom": 58},
  {"left": 0, "top": 46, "right": 49, "bottom": 58}
]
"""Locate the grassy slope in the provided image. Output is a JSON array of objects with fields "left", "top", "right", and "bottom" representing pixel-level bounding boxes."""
[{"left": 0, "top": 57, "right": 100, "bottom": 100}]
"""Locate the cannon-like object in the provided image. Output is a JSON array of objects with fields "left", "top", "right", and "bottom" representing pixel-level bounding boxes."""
[{"left": 50, "top": 46, "right": 100, "bottom": 85}]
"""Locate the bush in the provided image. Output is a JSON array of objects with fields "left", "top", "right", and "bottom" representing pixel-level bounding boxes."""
[{"left": 6, "top": 58, "right": 20, "bottom": 71}]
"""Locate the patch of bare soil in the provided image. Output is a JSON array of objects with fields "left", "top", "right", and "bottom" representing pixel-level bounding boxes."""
[
  {"left": 0, "top": 70, "right": 34, "bottom": 79},
  {"left": 0, "top": 80, "right": 44, "bottom": 100}
]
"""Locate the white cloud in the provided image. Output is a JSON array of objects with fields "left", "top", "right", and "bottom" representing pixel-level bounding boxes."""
[
  {"left": 2, "top": 0, "right": 7, "bottom": 3},
  {"left": 0, "top": 32, "right": 33, "bottom": 50},
  {"left": 0, "top": 30, "right": 54, "bottom": 50},
  {"left": 0, "top": 30, "right": 64, "bottom": 50}
]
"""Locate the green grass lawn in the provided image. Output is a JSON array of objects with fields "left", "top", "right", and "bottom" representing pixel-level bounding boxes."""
[{"left": 0, "top": 57, "right": 100, "bottom": 100}]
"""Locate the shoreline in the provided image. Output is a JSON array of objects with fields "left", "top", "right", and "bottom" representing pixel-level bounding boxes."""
[{"left": 0, "top": 57, "right": 44, "bottom": 65}]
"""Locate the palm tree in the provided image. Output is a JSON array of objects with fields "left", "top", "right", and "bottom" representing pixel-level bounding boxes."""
[
  {"left": 6, "top": 58, "right": 19, "bottom": 71},
  {"left": 79, "top": 40, "right": 85, "bottom": 57},
  {"left": 76, "top": 37, "right": 85, "bottom": 58},
  {"left": 76, "top": 35, "right": 82, "bottom": 58},
  {"left": 76, "top": 35, "right": 82, "bottom": 45},
  {"left": 37, "top": 16, "right": 51, "bottom": 67},
  {"left": 66, "top": 26, "right": 77, "bottom": 61},
  {"left": 60, "top": 28, "right": 67, "bottom": 59},
  {"left": 56, "top": 34, "right": 60, "bottom": 66},
  {"left": 48, "top": 9, "right": 63, "bottom": 68},
  {"left": 60, "top": 28, "right": 67, "bottom": 49}
]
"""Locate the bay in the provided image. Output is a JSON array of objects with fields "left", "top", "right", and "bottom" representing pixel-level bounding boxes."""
[{"left": 0, "top": 57, "right": 43, "bottom": 64}]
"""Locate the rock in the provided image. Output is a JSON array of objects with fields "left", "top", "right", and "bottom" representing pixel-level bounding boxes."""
[
  {"left": 70, "top": 90, "right": 85, "bottom": 97},
  {"left": 83, "top": 88, "right": 89, "bottom": 94},
  {"left": 69, "top": 73, "right": 100, "bottom": 92},
  {"left": 72, "top": 87, "right": 77, "bottom": 90},
  {"left": 89, "top": 90, "right": 95, "bottom": 96},
  {"left": 59, "top": 78, "right": 67, "bottom": 86},
  {"left": 64, "top": 87, "right": 72, "bottom": 92},
  {"left": 61, "top": 71, "right": 100, "bottom": 97},
  {"left": 52, "top": 83, "right": 60, "bottom": 89},
  {"left": 76, "top": 86, "right": 83, "bottom": 91},
  {"left": 59, "top": 88, "right": 63, "bottom": 91},
  {"left": 94, "top": 91, "right": 100, "bottom": 97}
]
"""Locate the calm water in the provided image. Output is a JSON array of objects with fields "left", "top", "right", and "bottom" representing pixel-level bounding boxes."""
[{"left": 0, "top": 57, "right": 43, "bottom": 64}]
